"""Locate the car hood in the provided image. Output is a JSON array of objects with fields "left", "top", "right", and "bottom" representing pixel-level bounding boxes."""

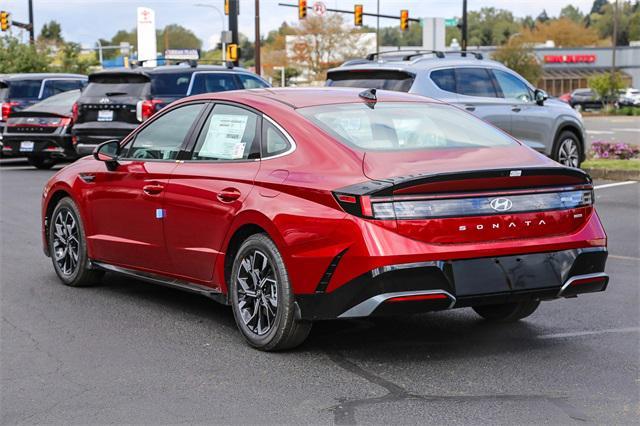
[{"left": 362, "top": 144, "right": 559, "bottom": 182}]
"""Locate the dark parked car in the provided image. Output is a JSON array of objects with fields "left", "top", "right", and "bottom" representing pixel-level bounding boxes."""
[
  {"left": 1, "top": 73, "right": 87, "bottom": 138},
  {"left": 2, "top": 89, "right": 80, "bottom": 169},
  {"left": 569, "top": 88, "right": 602, "bottom": 111},
  {"left": 72, "top": 64, "right": 270, "bottom": 156}
]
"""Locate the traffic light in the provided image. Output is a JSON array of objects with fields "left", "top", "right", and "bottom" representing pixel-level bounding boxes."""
[
  {"left": 298, "top": 0, "right": 307, "bottom": 19},
  {"left": 224, "top": 0, "right": 229, "bottom": 16},
  {"left": 354, "top": 5, "right": 363, "bottom": 26},
  {"left": 0, "top": 11, "right": 9, "bottom": 32},
  {"left": 226, "top": 43, "right": 238, "bottom": 62},
  {"left": 400, "top": 9, "right": 409, "bottom": 31}
]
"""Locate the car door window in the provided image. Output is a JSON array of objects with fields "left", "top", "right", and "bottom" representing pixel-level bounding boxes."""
[
  {"left": 430, "top": 69, "right": 456, "bottom": 93},
  {"left": 454, "top": 68, "right": 498, "bottom": 98},
  {"left": 262, "top": 121, "right": 291, "bottom": 157},
  {"left": 191, "top": 104, "right": 260, "bottom": 161},
  {"left": 493, "top": 70, "right": 533, "bottom": 102},
  {"left": 238, "top": 74, "right": 269, "bottom": 89},
  {"left": 188, "top": 73, "right": 238, "bottom": 95},
  {"left": 124, "top": 103, "right": 204, "bottom": 160}
]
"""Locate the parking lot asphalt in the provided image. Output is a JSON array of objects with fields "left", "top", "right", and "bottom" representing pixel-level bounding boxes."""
[
  {"left": 583, "top": 115, "right": 640, "bottom": 148},
  {"left": 1, "top": 163, "right": 638, "bottom": 424}
]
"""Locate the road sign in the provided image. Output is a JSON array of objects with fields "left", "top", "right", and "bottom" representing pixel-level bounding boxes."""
[
  {"left": 445, "top": 18, "right": 458, "bottom": 27},
  {"left": 165, "top": 49, "right": 199, "bottom": 60},
  {"left": 312, "top": 1, "right": 327, "bottom": 17}
]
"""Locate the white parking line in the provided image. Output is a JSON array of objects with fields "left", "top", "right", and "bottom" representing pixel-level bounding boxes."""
[
  {"left": 586, "top": 130, "right": 614, "bottom": 135},
  {"left": 538, "top": 326, "right": 640, "bottom": 339},
  {"left": 594, "top": 181, "right": 638, "bottom": 190}
]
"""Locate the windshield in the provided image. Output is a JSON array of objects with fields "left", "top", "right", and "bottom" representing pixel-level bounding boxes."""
[
  {"left": 298, "top": 102, "right": 516, "bottom": 151},
  {"left": 7, "top": 79, "right": 42, "bottom": 99},
  {"left": 84, "top": 74, "right": 149, "bottom": 98}
]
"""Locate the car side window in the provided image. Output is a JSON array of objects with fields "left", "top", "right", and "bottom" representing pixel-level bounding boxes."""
[
  {"left": 124, "top": 103, "right": 204, "bottom": 160},
  {"left": 430, "top": 69, "right": 456, "bottom": 93},
  {"left": 41, "top": 80, "right": 85, "bottom": 98},
  {"left": 493, "top": 70, "right": 532, "bottom": 102},
  {"left": 454, "top": 68, "right": 498, "bottom": 98},
  {"left": 188, "top": 73, "right": 238, "bottom": 95},
  {"left": 262, "top": 121, "right": 291, "bottom": 158},
  {"left": 191, "top": 104, "right": 260, "bottom": 161},
  {"left": 238, "top": 74, "right": 269, "bottom": 89}
]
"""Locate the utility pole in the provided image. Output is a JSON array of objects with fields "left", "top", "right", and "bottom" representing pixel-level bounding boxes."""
[
  {"left": 229, "top": 0, "right": 239, "bottom": 66},
  {"left": 28, "top": 0, "right": 34, "bottom": 44},
  {"left": 611, "top": 0, "right": 618, "bottom": 102},
  {"left": 376, "top": 0, "right": 380, "bottom": 55},
  {"left": 255, "top": 0, "right": 260, "bottom": 74},
  {"left": 461, "top": 0, "right": 467, "bottom": 52}
]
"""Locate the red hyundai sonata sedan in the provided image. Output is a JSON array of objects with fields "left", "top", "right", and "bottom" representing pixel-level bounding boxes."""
[{"left": 42, "top": 88, "right": 608, "bottom": 350}]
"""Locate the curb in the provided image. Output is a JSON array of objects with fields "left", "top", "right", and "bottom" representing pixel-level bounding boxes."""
[{"left": 584, "top": 168, "right": 640, "bottom": 181}]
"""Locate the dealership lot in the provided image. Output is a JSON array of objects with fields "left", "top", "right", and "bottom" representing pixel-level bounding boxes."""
[
  {"left": 1, "top": 161, "right": 638, "bottom": 424},
  {"left": 583, "top": 115, "right": 640, "bottom": 148}
]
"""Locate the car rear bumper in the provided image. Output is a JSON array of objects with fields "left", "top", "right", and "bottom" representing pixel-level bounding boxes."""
[
  {"left": 295, "top": 247, "right": 608, "bottom": 320},
  {"left": 1, "top": 134, "right": 76, "bottom": 158}
]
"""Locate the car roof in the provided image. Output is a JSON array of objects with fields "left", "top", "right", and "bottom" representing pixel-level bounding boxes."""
[
  {"left": 88, "top": 65, "right": 257, "bottom": 78},
  {"left": 1, "top": 73, "right": 87, "bottom": 81},
  {"left": 184, "top": 87, "right": 442, "bottom": 109},
  {"left": 329, "top": 52, "right": 510, "bottom": 75}
]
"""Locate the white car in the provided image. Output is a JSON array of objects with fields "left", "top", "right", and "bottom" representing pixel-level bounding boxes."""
[{"left": 618, "top": 88, "right": 640, "bottom": 107}]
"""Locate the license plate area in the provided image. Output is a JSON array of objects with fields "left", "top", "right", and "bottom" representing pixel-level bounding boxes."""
[
  {"left": 20, "top": 141, "right": 35, "bottom": 152},
  {"left": 97, "top": 110, "right": 114, "bottom": 122},
  {"left": 451, "top": 251, "right": 576, "bottom": 296}
]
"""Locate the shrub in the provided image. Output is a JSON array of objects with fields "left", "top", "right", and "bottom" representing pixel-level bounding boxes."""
[{"left": 590, "top": 141, "right": 640, "bottom": 160}]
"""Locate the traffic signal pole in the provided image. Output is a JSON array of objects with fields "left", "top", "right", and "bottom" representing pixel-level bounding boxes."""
[
  {"left": 461, "top": 0, "right": 467, "bottom": 52},
  {"left": 229, "top": 0, "right": 239, "bottom": 66},
  {"left": 28, "top": 0, "right": 34, "bottom": 44},
  {"left": 255, "top": 0, "right": 260, "bottom": 75}
]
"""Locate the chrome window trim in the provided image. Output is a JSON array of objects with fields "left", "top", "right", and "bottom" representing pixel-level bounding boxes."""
[
  {"left": 338, "top": 290, "right": 456, "bottom": 318},
  {"left": 261, "top": 114, "right": 297, "bottom": 160}
]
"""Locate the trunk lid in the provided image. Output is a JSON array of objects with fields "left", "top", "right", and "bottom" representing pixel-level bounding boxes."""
[{"left": 359, "top": 147, "right": 593, "bottom": 244}]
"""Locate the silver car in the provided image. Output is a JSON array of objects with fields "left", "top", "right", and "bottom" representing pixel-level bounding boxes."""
[{"left": 327, "top": 51, "right": 586, "bottom": 167}]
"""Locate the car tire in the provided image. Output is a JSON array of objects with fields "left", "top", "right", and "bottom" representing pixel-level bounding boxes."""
[
  {"left": 28, "top": 156, "right": 56, "bottom": 170},
  {"left": 230, "top": 233, "right": 312, "bottom": 351},
  {"left": 553, "top": 130, "right": 582, "bottom": 168},
  {"left": 49, "top": 197, "right": 103, "bottom": 287},
  {"left": 472, "top": 300, "right": 540, "bottom": 322}
]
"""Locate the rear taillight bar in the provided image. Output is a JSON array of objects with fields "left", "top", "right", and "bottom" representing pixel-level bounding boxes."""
[{"left": 334, "top": 189, "right": 593, "bottom": 220}]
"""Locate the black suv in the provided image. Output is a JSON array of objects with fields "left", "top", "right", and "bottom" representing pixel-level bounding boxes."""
[
  {"left": 1, "top": 73, "right": 87, "bottom": 155},
  {"left": 72, "top": 64, "right": 270, "bottom": 156}
]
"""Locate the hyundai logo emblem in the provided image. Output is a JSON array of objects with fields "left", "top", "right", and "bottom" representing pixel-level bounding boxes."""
[
  {"left": 490, "top": 197, "right": 513, "bottom": 212},
  {"left": 99, "top": 98, "right": 111, "bottom": 104}
]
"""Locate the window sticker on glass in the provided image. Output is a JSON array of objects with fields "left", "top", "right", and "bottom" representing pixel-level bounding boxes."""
[{"left": 199, "top": 114, "right": 249, "bottom": 159}]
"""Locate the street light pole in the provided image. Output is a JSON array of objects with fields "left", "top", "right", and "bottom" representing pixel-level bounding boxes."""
[
  {"left": 28, "top": 0, "right": 34, "bottom": 45},
  {"left": 376, "top": 0, "right": 380, "bottom": 55},
  {"left": 611, "top": 0, "right": 618, "bottom": 102},
  {"left": 255, "top": 0, "right": 261, "bottom": 74}
]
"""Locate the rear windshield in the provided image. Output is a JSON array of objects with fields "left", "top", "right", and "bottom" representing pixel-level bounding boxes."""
[
  {"left": 150, "top": 72, "right": 192, "bottom": 96},
  {"left": 25, "top": 89, "right": 80, "bottom": 113},
  {"left": 327, "top": 70, "right": 414, "bottom": 92},
  {"left": 83, "top": 73, "right": 150, "bottom": 97},
  {"left": 7, "top": 79, "right": 43, "bottom": 99},
  {"left": 298, "top": 102, "right": 516, "bottom": 151}
]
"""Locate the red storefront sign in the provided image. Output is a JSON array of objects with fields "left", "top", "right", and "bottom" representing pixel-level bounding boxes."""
[{"left": 544, "top": 54, "right": 597, "bottom": 64}]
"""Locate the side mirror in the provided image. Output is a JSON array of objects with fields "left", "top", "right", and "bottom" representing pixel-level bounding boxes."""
[
  {"left": 534, "top": 89, "right": 548, "bottom": 106},
  {"left": 93, "top": 140, "right": 120, "bottom": 171}
]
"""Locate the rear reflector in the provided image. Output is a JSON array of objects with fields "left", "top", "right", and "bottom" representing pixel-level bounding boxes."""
[{"left": 386, "top": 293, "right": 448, "bottom": 303}]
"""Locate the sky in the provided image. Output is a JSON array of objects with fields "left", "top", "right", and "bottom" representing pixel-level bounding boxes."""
[{"left": 0, "top": 0, "right": 598, "bottom": 50}]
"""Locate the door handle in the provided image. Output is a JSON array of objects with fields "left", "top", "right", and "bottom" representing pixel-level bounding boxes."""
[
  {"left": 217, "top": 188, "right": 241, "bottom": 203},
  {"left": 464, "top": 105, "right": 476, "bottom": 112},
  {"left": 142, "top": 184, "right": 164, "bottom": 195},
  {"left": 511, "top": 106, "right": 522, "bottom": 112}
]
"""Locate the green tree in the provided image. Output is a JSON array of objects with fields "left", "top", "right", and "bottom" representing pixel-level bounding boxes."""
[
  {"left": 589, "top": 72, "right": 625, "bottom": 107},
  {"left": 491, "top": 39, "right": 542, "bottom": 85},
  {"left": 0, "top": 35, "right": 50, "bottom": 73},
  {"left": 536, "top": 9, "right": 550, "bottom": 23},
  {"left": 589, "top": 1, "right": 639, "bottom": 46},
  {"left": 466, "top": 8, "right": 521, "bottom": 47},
  {"left": 158, "top": 24, "right": 202, "bottom": 51},
  {"left": 53, "top": 42, "right": 96, "bottom": 74},
  {"left": 590, "top": 0, "right": 608, "bottom": 14},
  {"left": 559, "top": 5, "right": 585, "bottom": 23},
  {"left": 39, "top": 20, "right": 63, "bottom": 43}
]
